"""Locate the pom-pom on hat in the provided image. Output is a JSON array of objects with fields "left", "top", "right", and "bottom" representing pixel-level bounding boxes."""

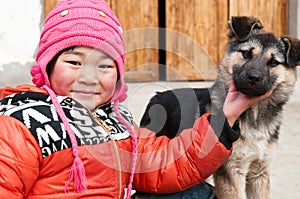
[
  {"left": 31, "top": 0, "right": 127, "bottom": 102},
  {"left": 31, "top": 0, "right": 137, "bottom": 198}
]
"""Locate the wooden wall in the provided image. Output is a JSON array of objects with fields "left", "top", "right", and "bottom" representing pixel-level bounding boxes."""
[{"left": 44, "top": 0, "right": 288, "bottom": 82}]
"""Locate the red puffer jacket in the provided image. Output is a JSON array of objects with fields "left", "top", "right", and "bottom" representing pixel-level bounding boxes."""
[{"left": 0, "top": 85, "right": 238, "bottom": 198}]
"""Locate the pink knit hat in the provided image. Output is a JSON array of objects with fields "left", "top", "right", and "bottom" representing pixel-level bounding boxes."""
[{"left": 31, "top": 0, "right": 137, "bottom": 197}]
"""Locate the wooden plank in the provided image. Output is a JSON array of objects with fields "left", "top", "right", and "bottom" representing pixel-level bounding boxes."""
[
  {"left": 108, "top": 0, "right": 159, "bottom": 82},
  {"left": 165, "top": 0, "right": 228, "bottom": 81},
  {"left": 229, "top": 0, "right": 288, "bottom": 35}
]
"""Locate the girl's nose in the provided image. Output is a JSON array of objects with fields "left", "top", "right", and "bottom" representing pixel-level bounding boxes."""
[{"left": 76, "top": 65, "right": 99, "bottom": 84}]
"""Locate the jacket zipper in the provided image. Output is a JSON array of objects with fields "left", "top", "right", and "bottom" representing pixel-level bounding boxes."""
[{"left": 91, "top": 111, "right": 122, "bottom": 199}]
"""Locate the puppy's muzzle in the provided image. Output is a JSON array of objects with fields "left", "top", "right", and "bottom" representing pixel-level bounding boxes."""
[{"left": 233, "top": 65, "right": 271, "bottom": 97}]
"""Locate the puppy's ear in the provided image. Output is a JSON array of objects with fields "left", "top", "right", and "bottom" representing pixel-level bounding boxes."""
[
  {"left": 281, "top": 36, "right": 300, "bottom": 67},
  {"left": 227, "top": 16, "right": 263, "bottom": 41}
]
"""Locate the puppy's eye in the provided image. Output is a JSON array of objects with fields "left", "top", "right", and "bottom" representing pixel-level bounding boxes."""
[
  {"left": 268, "top": 59, "right": 280, "bottom": 67},
  {"left": 240, "top": 50, "right": 252, "bottom": 59}
]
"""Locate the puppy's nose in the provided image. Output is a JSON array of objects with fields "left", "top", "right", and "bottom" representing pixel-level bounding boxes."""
[{"left": 248, "top": 71, "right": 261, "bottom": 84}]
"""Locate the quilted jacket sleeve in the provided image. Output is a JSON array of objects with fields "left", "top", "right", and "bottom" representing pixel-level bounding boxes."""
[
  {"left": 0, "top": 116, "right": 41, "bottom": 198},
  {"left": 133, "top": 113, "right": 239, "bottom": 193}
]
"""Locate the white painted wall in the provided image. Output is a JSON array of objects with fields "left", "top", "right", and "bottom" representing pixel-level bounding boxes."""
[{"left": 0, "top": 0, "right": 42, "bottom": 87}]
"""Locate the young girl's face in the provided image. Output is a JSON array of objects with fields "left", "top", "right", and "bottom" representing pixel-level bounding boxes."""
[{"left": 50, "top": 46, "right": 118, "bottom": 110}]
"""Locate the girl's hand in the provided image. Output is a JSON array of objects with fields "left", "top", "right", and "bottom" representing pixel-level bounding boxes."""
[{"left": 223, "top": 79, "right": 273, "bottom": 127}]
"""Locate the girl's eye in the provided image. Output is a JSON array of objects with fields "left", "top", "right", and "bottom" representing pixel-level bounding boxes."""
[
  {"left": 240, "top": 50, "right": 252, "bottom": 59},
  {"left": 66, "top": 61, "right": 81, "bottom": 66},
  {"left": 98, "top": 65, "right": 112, "bottom": 70},
  {"left": 268, "top": 59, "right": 280, "bottom": 67}
]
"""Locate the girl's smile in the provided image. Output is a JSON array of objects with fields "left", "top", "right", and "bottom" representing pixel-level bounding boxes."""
[{"left": 72, "top": 90, "right": 99, "bottom": 97}]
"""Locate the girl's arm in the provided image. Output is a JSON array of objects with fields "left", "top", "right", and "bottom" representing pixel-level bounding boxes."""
[
  {"left": 133, "top": 112, "right": 237, "bottom": 193},
  {"left": 0, "top": 116, "right": 41, "bottom": 198}
]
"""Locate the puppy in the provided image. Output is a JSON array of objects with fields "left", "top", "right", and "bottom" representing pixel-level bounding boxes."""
[{"left": 139, "top": 16, "right": 300, "bottom": 199}]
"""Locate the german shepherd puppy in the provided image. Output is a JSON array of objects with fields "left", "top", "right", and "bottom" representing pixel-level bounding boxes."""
[{"left": 139, "top": 16, "right": 300, "bottom": 198}]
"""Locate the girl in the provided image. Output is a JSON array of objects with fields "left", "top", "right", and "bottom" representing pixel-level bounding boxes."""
[{"left": 0, "top": 0, "right": 272, "bottom": 198}]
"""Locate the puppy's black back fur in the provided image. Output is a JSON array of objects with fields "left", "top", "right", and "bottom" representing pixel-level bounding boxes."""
[{"left": 140, "top": 88, "right": 211, "bottom": 138}]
